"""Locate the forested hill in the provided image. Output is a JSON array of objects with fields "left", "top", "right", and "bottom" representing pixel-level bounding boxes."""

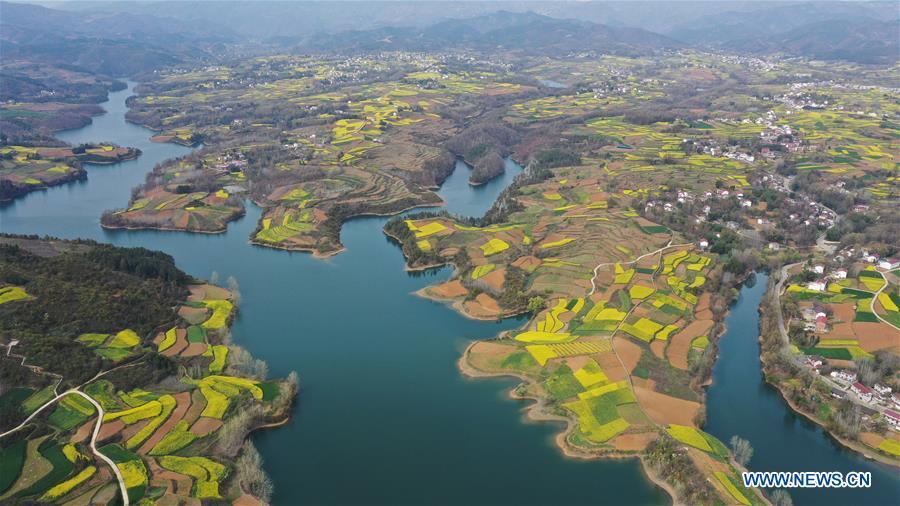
[
  {"left": 0, "top": 235, "right": 295, "bottom": 505},
  {"left": 302, "top": 11, "right": 681, "bottom": 55},
  {"left": 0, "top": 235, "right": 190, "bottom": 385},
  {"left": 0, "top": 1, "right": 233, "bottom": 77}
]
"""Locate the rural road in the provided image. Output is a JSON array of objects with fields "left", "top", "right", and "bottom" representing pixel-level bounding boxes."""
[
  {"left": 773, "top": 262, "right": 802, "bottom": 343},
  {"left": 772, "top": 262, "right": 894, "bottom": 414},
  {"left": 0, "top": 390, "right": 130, "bottom": 506},
  {"left": 588, "top": 240, "right": 693, "bottom": 295},
  {"left": 870, "top": 271, "right": 899, "bottom": 331}
]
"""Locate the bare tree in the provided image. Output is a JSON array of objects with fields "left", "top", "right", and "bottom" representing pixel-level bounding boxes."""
[
  {"left": 856, "top": 359, "right": 881, "bottom": 385},
  {"left": 226, "top": 345, "right": 269, "bottom": 381},
  {"left": 227, "top": 275, "right": 242, "bottom": 306},
  {"left": 236, "top": 441, "right": 273, "bottom": 503},
  {"left": 771, "top": 489, "right": 793, "bottom": 506},
  {"left": 730, "top": 435, "right": 754, "bottom": 466},
  {"left": 285, "top": 371, "right": 300, "bottom": 399},
  {"left": 833, "top": 403, "right": 862, "bottom": 438},
  {"left": 216, "top": 404, "right": 264, "bottom": 457}
]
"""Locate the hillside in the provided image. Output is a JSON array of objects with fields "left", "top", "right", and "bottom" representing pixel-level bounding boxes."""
[
  {"left": 302, "top": 11, "right": 682, "bottom": 55},
  {"left": 666, "top": 2, "right": 899, "bottom": 63},
  {"left": 0, "top": 1, "right": 233, "bottom": 76}
]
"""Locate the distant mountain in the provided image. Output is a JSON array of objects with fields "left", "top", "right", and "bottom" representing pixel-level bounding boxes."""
[
  {"left": 665, "top": 2, "right": 899, "bottom": 63},
  {"left": 722, "top": 19, "right": 899, "bottom": 64},
  {"left": 301, "top": 11, "right": 682, "bottom": 56},
  {"left": 0, "top": 2, "right": 235, "bottom": 45},
  {"left": 0, "top": 1, "right": 235, "bottom": 76},
  {"left": 1, "top": 1, "right": 895, "bottom": 69},
  {"left": 58, "top": 1, "right": 881, "bottom": 39}
]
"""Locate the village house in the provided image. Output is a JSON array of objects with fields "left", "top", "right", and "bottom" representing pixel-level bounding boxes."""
[
  {"left": 833, "top": 268, "right": 847, "bottom": 279},
  {"left": 805, "top": 356, "right": 824, "bottom": 370},
  {"left": 807, "top": 279, "right": 828, "bottom": 292},
  {"left": 831, "top": 388, "right": 846, "bottom": 400},
  {"left": 813, "top": 264, "right": 825, "bottom": 274},
  {"left": 801, "top": 307, "right": 817, "bottom": 321},
  {"left": 874, "top": 384, "right": 892, "bottom": 399},
  {"left": 884, "top": 410, "right": 900, "bottom": 430},
  {"left": 830, "top": 370, "right": 857, "bottom": 384},
  {"left": 851, "top": 382, "right": 874, "bottom": 403},
  {"left": 893, "top": 393, "right": 900, "bottom": 410},
  {"left": 815, "top": 312, "right": 828, "bottom": 333},
  {"left": 878, "top": 258, "right": 900, "bottom": 270}
]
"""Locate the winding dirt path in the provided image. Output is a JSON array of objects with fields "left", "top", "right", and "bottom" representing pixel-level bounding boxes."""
[{"left": 588, "top": 240, "right": 693, "bottom": 295}]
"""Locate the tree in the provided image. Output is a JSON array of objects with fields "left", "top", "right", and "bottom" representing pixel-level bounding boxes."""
[
  {"left": 730, "top": 435, "right": 754, "bottom": 466},
  {"left": 771, "top": 489, "right": 793, "bottom": 506},
  {"left": 236, "top": 442, "right": 274, "bottom": 502},
  {"left": 856, "top": 359, "right": 881, "bottom": 385},
  {"left": 227, "top": 275, "right": 242, "bottom": 306},
  {"left": 527, "top": 296, "right": 546, "bottom": 312}
]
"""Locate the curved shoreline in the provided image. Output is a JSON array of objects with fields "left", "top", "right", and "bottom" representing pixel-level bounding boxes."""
[
  {"left": 100, "top": 221, "right": 232, "bottom": 235},
  {"left": 0, "top": 169, "right": 87, "bottom": 202},
  {"left": 772, "top": 378, "right": 899, "bottom": 467},
  {"left": 756, "top": 283, "right": 900, "bottom": 468},
  {"left": 247, "top": 197, "right": 449, "bottom": 258},
  {"left": 457, "top": 341, "right": 677, "bottom": 504},
  {"left": 414, "top": 285, "right": 528, "bottom": 321},
  {"left": 79, "top": 149, "right": 142, "bottom": 165},
  {"left": 759, "top": 348, "right": 900, "bottom": 468}
]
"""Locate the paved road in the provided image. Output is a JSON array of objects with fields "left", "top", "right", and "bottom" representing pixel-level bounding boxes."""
[
  {"left": 0, "top": 389, "right": 131, "bottom": 505},
  {"left": 871, "top": 271, "right": 900, "bottom": 331},
  {"left": 771, "top": 262, "right": 893, "bottom": 415}
]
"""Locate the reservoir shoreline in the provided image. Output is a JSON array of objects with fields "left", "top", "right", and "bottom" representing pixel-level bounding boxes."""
[{"left": 1, "top": 82, "right": 669, "bottom": 505}]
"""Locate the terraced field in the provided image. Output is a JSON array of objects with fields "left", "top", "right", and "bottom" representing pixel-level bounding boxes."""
[
  {"left": 397, "top": 152, "right": 757, "bottom": 501},
  {"left": 0, "top": 247, "right": 294, "bottom": 506},
  {"left": 379, "top": 53, "right": 900, "bottom": 505},
  {"left": 108, "top": 56, "right": 533, "bottom": 255},
  {"left": 0, "top": 144, "right": 141, "bottom": 201}
]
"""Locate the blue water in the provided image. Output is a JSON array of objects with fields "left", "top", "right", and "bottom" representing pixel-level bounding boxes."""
[
  {"left": 0, "top": 83, "right": 667, "bottom": 505},
  {"left": 705, "top": 273, "right": 900, "bottom": 505}
]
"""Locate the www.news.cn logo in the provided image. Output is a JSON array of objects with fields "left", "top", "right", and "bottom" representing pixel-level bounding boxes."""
[{"left": 742, "top": 471, "right": 872, "bottom": 488}]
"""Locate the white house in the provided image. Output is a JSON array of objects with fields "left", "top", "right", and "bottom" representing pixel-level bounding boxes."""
[
  {"left": 807, "top": 280, "right": 828, "bottom": 292},
  {"left": 813, "top": 264, "right": 825, "bottom": 274},
  {"left": 805, "top": 356, "right": 824, "bottom": 369},
  {"left": 833, "top": 269, "right": 847, "bottom": 279},
  {"left": 878, "top": 258, "right": 900, "bottom": 270},
  {"left": 851, "top": 382, "right": 874, "bottom": 403},
  {"left": 830, "top": 370, "right": 857, "bottom": 383},
  {"left": 874, "top": 384, "right": 892, "bottom": 398},
  {"left": 884, "top": 410, "right": 900, "bottom": 430}
]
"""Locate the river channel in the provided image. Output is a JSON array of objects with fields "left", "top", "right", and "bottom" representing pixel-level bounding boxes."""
[
  {"left": 705, "top": 273, "right": 900, "bottom": 505},
  {"left": 5, "top": 82, "right": 895, "bottom": 505},
  {"left": 0, "top": 83, "right": 666, "bottom": 504}
]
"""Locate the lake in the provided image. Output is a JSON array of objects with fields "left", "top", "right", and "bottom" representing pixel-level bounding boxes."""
[
  {"left": 7, "top": 81, "right": 893, "bottom": 505},
  {"left": 0, "top": 83, "right": 666, "bottom": 505}
]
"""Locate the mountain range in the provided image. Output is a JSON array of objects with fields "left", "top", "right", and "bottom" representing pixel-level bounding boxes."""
[{"left": 0, "top": 1, "right": 896, "bottom": 79}]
